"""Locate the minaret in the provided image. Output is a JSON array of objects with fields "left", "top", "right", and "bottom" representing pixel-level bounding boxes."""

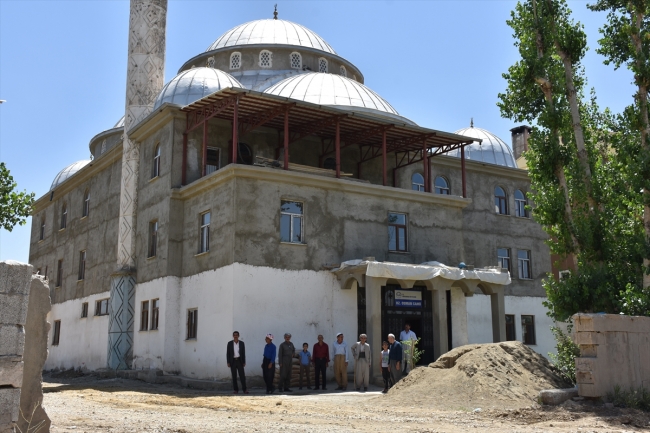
[{"left": 108, "top": 0, "right": 167, "bottom": 370}]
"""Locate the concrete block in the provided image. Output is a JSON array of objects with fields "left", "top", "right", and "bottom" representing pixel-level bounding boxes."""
[
  {"left": 0, "top": 293, "right": 29, "bottom": 326},
  {"left": 575, "top": 331, "right": 604, "bottom": 345},
  {"left": 0, "top": 324, "right": 25, "bottom": 357},
  {"left": 574, "top": 313, "right": 650, "bottom": 334},
  {"left": 0, "top": 387, "right": 21, "bottom": 427},
  {"left": 0, "top": 260, "right": 32, "bottom": 295},
  {"left": 0, "top": 358, "right": 23, "bottom": 387},
  {"left": 539, "top": 388, "right": 579, "bottom": 405}
]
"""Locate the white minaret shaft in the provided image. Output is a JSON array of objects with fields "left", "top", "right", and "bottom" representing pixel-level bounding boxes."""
[{"left": 118, "top": 0, "right": 167, "bottom": 269}]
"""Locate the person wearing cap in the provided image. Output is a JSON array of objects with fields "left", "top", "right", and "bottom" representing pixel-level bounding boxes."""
[
  {"left": 350, "top": 334, "right": 371, "bottom": 391},
  {"left": 312, "top": 334, "right": 330, "bottom": 390},
  {"left": 278, "top": 333, "right": 297, "bottom": 392},
  {"left": 331, "top": 333, "right": 349, "bottom": 390},
  {"left": 262, "top": 334, "right": 276, "bottom": 394},
  {"left": 226, "top": 331, "right": 248, "bottom": 394}
]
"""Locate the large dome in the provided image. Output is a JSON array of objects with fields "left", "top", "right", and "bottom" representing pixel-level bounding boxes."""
[
  {"left": 447, "top": 124, "right": 516, "bottom": 168},
  {"left": 264, "top": 73, "right": 415, "bottom": 125},
  {"left": 206, "top": 19, "right": 336, "bottom": 55},
  {"left": 51, "top": 160, "right": 91, "bottom": 191},
  {"left": 154, "top": 67, "right": 243, "bottom": 109}
]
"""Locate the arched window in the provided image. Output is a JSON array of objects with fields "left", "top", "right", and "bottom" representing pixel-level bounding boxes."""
[
  {"left": 60, "top": 203, "right": 67, "bottom": 230},
  {"left": 206, "top": 56, "right": 215, "bottom": 68},
  {"left": 237, "top": 143, "right": 253, "bottom": 165},
  {"left": 323, "top": 157, "right": 336, "bottom": 171},
  {"left": 152, "top": 144, "right": 160, "bottom": 179},
  {"left": 318, "top": 57, "right": 328, "bottom": 73},
  {"left": 411, "top": 173, "right": 425, "bottom": 192},
  {"left": 495, "top": 186, "right": 508, "bottom": 215},
  {"left": 39, "top": 216, "right": 45, "bottom": 241},
  {"left": 259, "top": 50, "right": 272, "bottom": 68},
  {"left": 434, "top": 176, "right": 450, "bottom": 195},
  {"left": 290, "top": 52, "right": 302, "bottom": 69},
  {"left": 339, "top": 65, "right": 347, "bottom": 77},
  {"left": 82, "top": 189, "right": 90, "bottom": 218},
  {"left": 230, "top": 52, "right": 241, "bottom": 70},
  {"left": 515, "top": 189, "right": 528, "bottom": 218}
]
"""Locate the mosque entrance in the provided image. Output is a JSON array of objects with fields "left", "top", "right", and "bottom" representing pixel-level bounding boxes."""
[{"left": 381, "top": 285, "right": 436, "bottom": 365}]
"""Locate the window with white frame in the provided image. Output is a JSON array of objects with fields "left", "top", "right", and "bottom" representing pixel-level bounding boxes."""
[
  {"left": 259, "top": 50, "right": 272, "bottom": 68},
  {"left": 515, "top": 189, "right": 528, "bottom": 218},
  {"left": 411, "top": 173, "right": 425, "bottom": 192},
  {"left": 518, "top": 249, "right": 532, "bottom": 279},
  {"left": 435, "top": 176, "right": 450, "bottom": 195},
  {"left": 148, "top": 221, "right": 158, "bottom": 258},
  {"left": 497, "top": 248, "right": 511, "bottom": 272},
  {"left": 199, "top": 211, "right": 210, "bottom": 253},
  {"left": 140, "top": 300, "right": 149, "bottom": 331},
  {"left": 521, "top": 315, "right": 536, "bottom": 345},
  {"left": 495, "top": 186, "right": 508, "bottom": 215},
  {"left": 82, "top": 189, "right": 90, "bottom": 218},
  {"left": 388, "top": 212, "right": 408, "bottom": 252},
  {"left": 78, "top": 250, "right": 86, "bottom": 281},
  {"left": 152, "top": 144, "right": 161, "bottom": 179},
  {"left": 318, "top": 57, "right": 328, "bottom": 73},
  {"left": 81, "top": 302, "right": 88, "bottom": 318},
  {"left": 280, "top": 200, "right": 304, "bottom": 244},
  {"left": 151, "top": 299, "right": 159, "bottom": 330},
  {"left": 290, "top": 52, "right": 302, "bottom": 69},
  {"left": 95, "top": 298, "right": 109, "bottom": 316},
  {"left": 230, "top": 52, "right": 241, "bottom": 70},
  {"left": 340, "top": 65, "right": 347, "bottom": 77}
]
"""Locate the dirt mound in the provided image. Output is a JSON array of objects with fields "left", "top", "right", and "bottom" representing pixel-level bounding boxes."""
[{"left": 382, "top": 341, "right": 571, "bottom": 410}]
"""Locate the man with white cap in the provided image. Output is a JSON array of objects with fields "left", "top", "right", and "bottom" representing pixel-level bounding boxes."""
[
  {"left": 262, "top": 334, "right": 276, "bottom": 394},
  {"left": 278, "top": 333, "right": 297, "bottom": 392},
  {"left": 331, "top": 332, "right": 349, "bottom": 390}
]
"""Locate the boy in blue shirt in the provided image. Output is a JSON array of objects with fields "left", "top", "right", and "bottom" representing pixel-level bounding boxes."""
[{"left": 298, "top": 342, "right": 312, "bottom": 390}]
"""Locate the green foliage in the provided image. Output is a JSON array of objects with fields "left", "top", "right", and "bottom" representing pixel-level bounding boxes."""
[
  {"left": 548, "top": 325, "right": 580, "bottom": 384},
  {"left": 0, "top": 162, "right": 34, "bottom": 232},
  {"left": 401, "top": 338, "right": 424, "bottom": 365},
  {"left": 608, "top": 385, "right": 650, "bottom": 411}
]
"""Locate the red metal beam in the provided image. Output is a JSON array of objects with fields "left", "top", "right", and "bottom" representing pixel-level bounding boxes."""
[
  {"left": 186, "top": 94, "right": 241, "bottom": 133},
  {"left": 239, "top": 103, "right": 295, "bottom": 137},
  {"left": 283, "top": 107, "right": 289, "bottom": 170},
  {"left": 289, "top": 114, "right": 347, "bottom": 145}
]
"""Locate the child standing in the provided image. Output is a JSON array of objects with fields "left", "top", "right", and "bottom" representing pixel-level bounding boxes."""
[
  {"left": 380, "top": 341, "right": 391, "bottom": 393},
  {"left": 299, "top": 343, "right": 312, "bottom": 390}
]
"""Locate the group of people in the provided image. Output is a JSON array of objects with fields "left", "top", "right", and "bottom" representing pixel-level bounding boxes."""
[{"left": 226, "top": 323, "right": 418, "bottom": 395}]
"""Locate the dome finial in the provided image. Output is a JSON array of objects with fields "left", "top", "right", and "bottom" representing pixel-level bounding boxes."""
[
  {"left": 273, "top": 4, "right": 278, "bottom": 19},
  {"left": 470, "top": 117, "right": 474, "bottom": 128}
]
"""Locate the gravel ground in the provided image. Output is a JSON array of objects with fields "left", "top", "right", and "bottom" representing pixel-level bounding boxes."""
[{"left": 41, "top": 374, "right": 650, "bottom": 433}]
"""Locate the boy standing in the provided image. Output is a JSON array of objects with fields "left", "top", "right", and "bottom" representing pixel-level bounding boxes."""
[{"left": 298, "top": 343, "right": 312, "bottom": 389}]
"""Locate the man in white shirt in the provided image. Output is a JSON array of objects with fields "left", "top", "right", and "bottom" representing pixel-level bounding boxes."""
[
  {"left": 331, "top": 333, "right": 348, "bottom": 390},
  {"left": 399, "top": 323, "right": 417, "bottom": 373},
  {"left": 226, "top": 331, "right": 247, "bottom": 393}
]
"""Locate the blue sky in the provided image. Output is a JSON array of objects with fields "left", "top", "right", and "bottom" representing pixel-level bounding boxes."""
[{"left": 0, "top": 0, "right": 635, "bottom": 264}]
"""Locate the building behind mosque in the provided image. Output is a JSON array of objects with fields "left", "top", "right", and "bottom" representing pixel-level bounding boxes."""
[{"left": 29, "top": 2, "right": 551, "bottom": 380}]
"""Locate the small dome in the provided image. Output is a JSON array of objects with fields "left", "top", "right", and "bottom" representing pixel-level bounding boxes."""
[
  {"left": 447, "top": 124, "right": 516, "bottom": 168},
  {"left": 207, "top": 19, "right": 336, "bottom": 55},
  {"left": 154, "top": 68, "right": 243, "bottom": 109},
  {"left": 264, "top": 73, "right": 415, "bottom": 125},
  {"left": 51, "top": 160, "right": 91, "bottom": 191}
]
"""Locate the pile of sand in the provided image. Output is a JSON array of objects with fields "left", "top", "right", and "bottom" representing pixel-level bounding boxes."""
[{"left": 382, "top": 341, "right": 571, "bottom": 410}]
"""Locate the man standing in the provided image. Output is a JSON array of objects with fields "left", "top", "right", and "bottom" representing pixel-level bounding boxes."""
[
  {"left": 399, "top": 322, "right": 417, "bottom": 373},
  {"left": 278, "top": 333, "right": 296, "bottom": 392},
  {"left": 312, "top": 334, "right": 330, "bottom": 390},
  {"left": 387, "top": 333, "right": 403, "bottom": 387},
  {"left": 226, "top": 331, "right": 247, "bottom": 394},
  {"left": 331, "top": 333, "right": 349, "bottom": 390},
  {"left": 262, "top": 334, "right": 276, "bottom": 394},
  {"left": 350, "top": 334, "right": 371, "bottom": 391}
]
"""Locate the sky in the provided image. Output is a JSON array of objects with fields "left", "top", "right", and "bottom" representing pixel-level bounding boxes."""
[{"left": 0, "top": 0, "right": 636, "bottom": 264}]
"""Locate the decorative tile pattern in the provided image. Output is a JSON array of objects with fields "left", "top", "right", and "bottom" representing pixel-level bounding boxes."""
[{"left": 107, "top": 272, "right": 136, "bottom": 369}]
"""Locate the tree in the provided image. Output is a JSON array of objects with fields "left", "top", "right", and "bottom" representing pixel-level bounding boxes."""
[{"left": 0, "top": 162, "right": 34, "bottom": 231}]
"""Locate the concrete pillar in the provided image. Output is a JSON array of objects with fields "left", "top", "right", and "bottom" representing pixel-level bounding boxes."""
[
  {"left": 431, "top": 277, "right": 452, "bottom": 360},
  {"left": 365, "top": 276, "right": 386, "bottom": 380},
  {"left": 490, "top": 287, "right": 506, "bottom": 342},
  {"left": 108, "top": 271, "right": 136, "bottom": 369},
  {"left": 450, "top": 287, "right": 469, "bottom": 348}
]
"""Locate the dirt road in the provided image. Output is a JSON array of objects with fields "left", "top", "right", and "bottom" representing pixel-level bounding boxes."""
[{"left": 42, "top": 375, "right": 650, "bottom": 433}]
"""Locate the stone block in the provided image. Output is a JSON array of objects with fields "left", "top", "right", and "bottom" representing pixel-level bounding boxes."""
[
  {"left": 574, "top": 313, "right": 650, "bottom": 334},
  {"left": 0, "top": 387, "right": 21, "bottom": 427},
  {"left": 0, "top": 358, "right": 24, "bottom": 387},
  {"left": 0, "top": 260, "right": 33, "bottom": 295},
  {"left": 539, "top": 388, "right": 579, "bottom": 405},
  {"left": 0, "top": 324, "right": 25, "bottom": 357},
  {"left": 0, "top": 293, "right": 29, "bottom": 326}
]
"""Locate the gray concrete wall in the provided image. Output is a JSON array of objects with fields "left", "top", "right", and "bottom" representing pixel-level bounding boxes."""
[{"left": 90, "top": 128, "right": 123, "bottom": 160}]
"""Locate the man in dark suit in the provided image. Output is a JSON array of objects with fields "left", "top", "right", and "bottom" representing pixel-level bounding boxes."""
[{"left": 227, "top": 331, "right": 248, "bottom": 394}]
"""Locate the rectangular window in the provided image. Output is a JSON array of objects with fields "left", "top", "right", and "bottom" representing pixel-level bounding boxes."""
[
  {"left": 151, "top": 298, "right": 159, "bottom": 330},
  {"left": 81, "top": 302, "right": 88, "bottom": 318},
  {"left": 388, "top": 212, "right": 408, "bottom": 252},
  {"left": 517, "top": 250, "right": 532, "bottom": 279},
  {"left": 497, "top": 248, "right": 511, "bottom": 272},
  {"left": 148, "top": 221, "right": 158, "bottom": 258},
  {"left": 505, "top": 314, "right": 516, "bottom": 341},
  {"left": 521, "top": 315, "right": 536, "bottom": 345},
  {"left": 140, "top": 300, "right": 149, "bottom": 331},
  {"left": 52, "top": 320, "right": 61, "bottom": 346},
  {"left": 40, "top": 218, "right": 45, "bottom": 240},
  {"left": 78, "top": 250, "right": 86, "bottom": 280},
  {"left": 280, "top": 201, "right": 304, "bottom": 244},
  {"left": 186, "top": 309, "right": 198, "bottom": 340},
  {"left": 95, "top": 299, "right": 109, "bottom": 316},
  {"left": 56, "top": 259, "right": 63, "bottom": 288},
  {"left": 199, "top": 212, "right": 210, "bottom": 253},
  {"left": 206, "top": 147, "right": 220, "bottom": 175}
]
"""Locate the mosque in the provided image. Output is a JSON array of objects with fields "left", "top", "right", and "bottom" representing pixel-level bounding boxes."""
[{"left": 29, "top": 1, "right": 552, "bottom": 381}]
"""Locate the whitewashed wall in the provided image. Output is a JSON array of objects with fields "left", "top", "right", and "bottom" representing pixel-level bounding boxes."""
[
  {"left": 465, "top": 294, "right": 555, "bottom": 358},
  {"left": 45, "top": 291, "right": 110, "bottom": 371}
]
